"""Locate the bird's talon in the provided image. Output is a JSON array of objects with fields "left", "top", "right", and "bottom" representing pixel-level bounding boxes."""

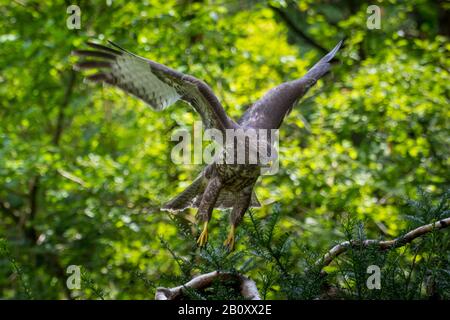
[
  {"left": 223, "top": 226, "right": 235, "bottom": 251},
  {"left": 197, "top": 222, "right": 209, "bottom": 247}
]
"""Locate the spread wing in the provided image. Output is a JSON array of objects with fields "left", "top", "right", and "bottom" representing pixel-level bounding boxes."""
[
  {"left": 73, "top": 41, "right": 236, "bottom": 131},
  {"left": 238, "top": 40, "right": 343, "bottom": 129}
]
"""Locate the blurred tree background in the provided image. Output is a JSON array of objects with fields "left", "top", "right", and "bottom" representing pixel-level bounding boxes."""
[{"left": 0, "top": 0, "right": 449, "bottom": 299}]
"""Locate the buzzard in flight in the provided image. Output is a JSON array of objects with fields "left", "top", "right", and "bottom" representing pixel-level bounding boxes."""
[{"left": 73, "top": 39, "right": 342, "bottom": 250}]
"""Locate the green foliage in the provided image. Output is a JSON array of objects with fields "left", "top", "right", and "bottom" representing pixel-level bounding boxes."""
[
  {"left": 326, "top": 190, "right": 450, "bottom": 300},
  {"left": 0, "top": 239, "right": 33, "bottom": 299},
  {"left": 0, "top": 0, "right": 449, "bottom": 299},
  {"left": 160, "top": 190, "right": 449, "bottom": 300}
]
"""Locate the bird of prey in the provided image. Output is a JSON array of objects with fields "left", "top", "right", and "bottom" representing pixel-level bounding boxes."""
[{"left": 73, "top": 39, "right": 342, "bottom": 250}]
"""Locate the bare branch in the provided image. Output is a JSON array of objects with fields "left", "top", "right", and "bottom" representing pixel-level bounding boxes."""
[
  {"left": 317, "top": 217, "right": 450, "bottom": 269},
  {"left": 268, "top": 4, "right": 328, "bottom": 54},
  {"left": 53, "top": 70, "right": 76, "bottom": 146},
  {"left": 57, "top": 169, "right": 87, "bottom": 187},
  {"left": 155, "top": 271, "right": 261, "bottom": 300}
]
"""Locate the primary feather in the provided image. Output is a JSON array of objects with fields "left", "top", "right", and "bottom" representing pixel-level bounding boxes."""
[
  {"left": 239, "top": 39, "right": 343, "bottom": 129},
  {"left": 73, "top": 41, "right": 236, "bottom": 131}
]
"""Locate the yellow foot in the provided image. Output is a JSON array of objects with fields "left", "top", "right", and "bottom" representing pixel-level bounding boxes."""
[
  {"left": 197, "top": 222, "right": 209, "bottom": 247},
  {"left": 223, "top": 226, "right": 235, "bottom": 251}
]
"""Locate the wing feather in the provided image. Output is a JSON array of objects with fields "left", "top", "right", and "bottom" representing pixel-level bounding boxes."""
[
  {"left": 73, "top": 41, "right": 236, "bottom": 131},
  {"left": 239, "top": 40, "right": 343, "bottom": 129}
]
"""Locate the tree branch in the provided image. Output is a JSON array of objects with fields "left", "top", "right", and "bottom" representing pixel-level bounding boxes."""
[
  {"left": 25, "top": 175, "right": 40, "bottom": 242},
  {"left": 269, "top": 4, "right": 328, "bottom": 54},
  {"left": 53, "top": 70, "right": 76, "bottom": 145},
  {"left": 316, "top": 217, "right": 450, "bottom": 269},
  {"left": 155, "top": 271, "right": 261, "bottom": 300}
]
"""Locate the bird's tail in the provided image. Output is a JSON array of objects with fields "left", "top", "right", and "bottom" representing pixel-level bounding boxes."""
[{"left": 161, "top": 174, "right": 207, "bottom": 212}]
